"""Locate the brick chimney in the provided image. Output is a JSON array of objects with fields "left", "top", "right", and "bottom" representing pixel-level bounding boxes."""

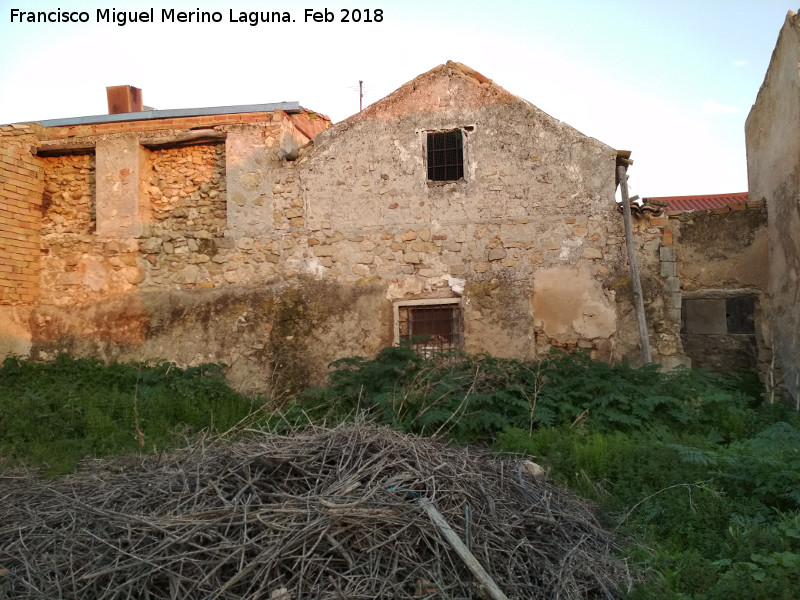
[{"left": 106, "top": 85, "right": 143, "bottom": 114}]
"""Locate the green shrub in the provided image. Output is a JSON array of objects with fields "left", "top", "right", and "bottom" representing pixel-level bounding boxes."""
[
  {"left": 284, "top": 346, "right": 799, "bottom": 598},
  {"left": 288, "top": 347, "right": 762, "bottom": 441}
]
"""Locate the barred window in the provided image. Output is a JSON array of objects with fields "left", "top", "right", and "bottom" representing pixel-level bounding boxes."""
[
  {"left": 394, "top": 299, "right": 463, "bottom": 355},
  {"left": 427, "top": 130, "right": 464, "bottom": 181}
]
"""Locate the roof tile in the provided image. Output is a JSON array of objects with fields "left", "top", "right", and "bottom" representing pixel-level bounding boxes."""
[{"left": 644, "top": 193, "right": 748, "bottom": 212}]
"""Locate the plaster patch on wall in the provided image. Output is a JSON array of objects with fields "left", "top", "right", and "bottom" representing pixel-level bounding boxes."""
[
  {"left": 0, "top": 307, "right": 33, "bottom": 356},
  {"left": 393, "top": 139, "right": 410, "bottom": 163},
  {"left": 447, "top": 276, "right": 466, "bottom": 294},
  {"left": 532, "top": 266, "right": 616, "bottom": 343},
  {"left": 558, "top": 237, "right": 583, "bottom": 261},
  {"left": 81, "top": 258, "right": 109, "bottom": 293},
  {"left": 303, "top": 257, "right": 327, "bottom": 279}
]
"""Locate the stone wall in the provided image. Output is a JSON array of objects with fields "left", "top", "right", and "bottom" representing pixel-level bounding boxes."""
[
  {"left": 673, "top": 205, "right": 768, "bottom": 292},
  {"left": 145, "top": 144, "right": 226, "bottom": 237},
  {"left": 17, "top": 63, "right": 654, "bottom": 396},
  {"left": 623, "top": 202, "right": 769, "bottom": 374},
  {"left": 42, "top": 154, "right": 95, "bottom": 235},
  {"left": 39, "top": 236, "right": 142, "bottom": 306},
  {"left": 292, "top": 64, "right": 635, "bottom": 364},
  {"left": 30, "top": 278, "right": 392, "bottom": 396},
  {"left": 620, "top": 213, "right": 685, "bottom": 367},
  {"left": 5, "top": 63, "right": 727, "bottom": 396},
  {"left": 10, "top": 110, "right": 346, "bottom": 396},
  {"left": 746, "top": 10, "right": 800, "bottom": 402},
  {"left": 674, "top": 204, "right": 768, "bottom": 373}
]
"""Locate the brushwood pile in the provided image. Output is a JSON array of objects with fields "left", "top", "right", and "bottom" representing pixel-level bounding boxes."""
[{"left": 0, "top": 426, "right": 633, "bottom": 599}]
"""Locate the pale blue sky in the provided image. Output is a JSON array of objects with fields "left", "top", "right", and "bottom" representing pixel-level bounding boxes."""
[{"left": 0, "top": 0, "right": 792, "bottom": 196}]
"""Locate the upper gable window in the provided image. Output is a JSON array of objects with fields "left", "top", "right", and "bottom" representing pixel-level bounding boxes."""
[{"left": 427, "top": 130, "right": 464, "bottom": 181}]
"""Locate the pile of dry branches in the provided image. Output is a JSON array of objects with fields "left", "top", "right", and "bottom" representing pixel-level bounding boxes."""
[{"left": 0, "top": 425, "right": 633, "bottom": 599}]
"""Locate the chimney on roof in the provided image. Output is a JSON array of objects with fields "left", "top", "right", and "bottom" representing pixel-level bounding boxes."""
[{"left": 106, "top": 85, "right": 143, "bottom": 114}]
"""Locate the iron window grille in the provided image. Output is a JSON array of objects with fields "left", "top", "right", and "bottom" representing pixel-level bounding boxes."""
[
  {"left": 394, "top": 299, "right": 463, "bottom": 355},
  {"left": 427, "top": 130, "right": 464, "bottom": 182}
]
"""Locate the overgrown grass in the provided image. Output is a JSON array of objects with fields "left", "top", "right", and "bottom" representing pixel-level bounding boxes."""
[{"left": 0, "top": 354, "right": 261, "bottom": 476}]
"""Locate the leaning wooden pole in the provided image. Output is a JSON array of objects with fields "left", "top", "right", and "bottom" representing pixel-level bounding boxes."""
[{"left": 617, "top": 163, "right": 652, "bottom": 364}]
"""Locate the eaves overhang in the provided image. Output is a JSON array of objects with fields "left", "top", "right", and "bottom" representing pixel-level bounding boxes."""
[{"left": 29, "top": 101, "right": 302, "bottom": 128}]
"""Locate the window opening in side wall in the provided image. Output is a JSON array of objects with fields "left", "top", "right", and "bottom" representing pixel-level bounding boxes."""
[
  {"left": 427, "top": 130, "right": 464, "bottom": 181},
  {"left": 680, "top": 293, "right": 759, "bottom": 372},
  {"left": 394, "top": 298, "right": 463, "bottom": 355},
  {"left": 682, "top": 296, "right": 755, "bottom": 335}
]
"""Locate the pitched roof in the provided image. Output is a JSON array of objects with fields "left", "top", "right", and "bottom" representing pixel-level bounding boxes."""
[{"left": 645, "top": 192, "right": 748, "bottom": 212}]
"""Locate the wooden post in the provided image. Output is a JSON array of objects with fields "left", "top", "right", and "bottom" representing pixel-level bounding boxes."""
[
  {"left": 419, "top": 498, "right": 509, "bottom": 600},
  {"left": 617, "top": 164, "right": 652, "bottom": 364}
]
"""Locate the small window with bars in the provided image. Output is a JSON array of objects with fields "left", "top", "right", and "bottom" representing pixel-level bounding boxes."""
[
  {"left": 427, "top": 130, "right": 464, "bottom": 182},
  {"left": 394, "top": 299, "right": 463, "bottom": 355}
]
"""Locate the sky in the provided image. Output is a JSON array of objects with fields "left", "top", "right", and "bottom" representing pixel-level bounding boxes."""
[{"left": 0, "top": 0, "right": 792, "bottom": 197}]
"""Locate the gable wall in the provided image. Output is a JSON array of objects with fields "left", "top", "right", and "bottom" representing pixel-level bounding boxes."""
[{"left": 295, "top": 88, "right": 631, "bottom": 362}]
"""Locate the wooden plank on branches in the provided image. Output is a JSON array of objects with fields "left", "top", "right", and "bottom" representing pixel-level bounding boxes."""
[{"left": 419, "top": 497, "right": 509, "bottom": 600}]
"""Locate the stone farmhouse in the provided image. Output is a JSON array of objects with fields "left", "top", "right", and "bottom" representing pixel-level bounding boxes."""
[{"left": 0, "top": 61, "right": 772, "bottom": 396}]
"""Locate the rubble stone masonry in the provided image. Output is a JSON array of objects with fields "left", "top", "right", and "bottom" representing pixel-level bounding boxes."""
[
  {"left": 42, "top": 154, "right": 95, "bottom": 235},
  {"left": 146, "top": 144, "right": 226, "bottom": 237},
  {"left": 2, "top": 64, "right": 714, "bottom": 395}
]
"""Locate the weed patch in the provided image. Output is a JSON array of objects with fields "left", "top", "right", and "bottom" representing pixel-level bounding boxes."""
[
  {"left": 279, "top": 347, "right": 800, "bottom": 598},
  {"left": 0, "top": 354, "right": 261, "bottom": 476}
]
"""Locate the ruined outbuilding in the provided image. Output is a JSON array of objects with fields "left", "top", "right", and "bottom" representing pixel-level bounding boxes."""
[
  {"left": 0, "top": 61, "right": 761, "bottom": 394},
  {"left": 634, "top": 193, "right": 768, "bottom": 374},
  {"left": 746, "top": 11, "right": 800, "bottom": 404}
]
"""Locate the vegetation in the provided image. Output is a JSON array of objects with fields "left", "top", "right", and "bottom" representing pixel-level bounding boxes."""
[
  {"left": 285, "top": 346, "right": 800, "bottom": 599},
  {"left": 1, "top": 347, "right": 798, "bottom": 598},
  {"left": 0, "top": 354, "right": 260, "bottom": 476}
]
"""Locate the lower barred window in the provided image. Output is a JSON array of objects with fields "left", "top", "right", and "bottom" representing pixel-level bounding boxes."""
[{"left": 394, "top": 299, "right": 463, "bottom": 355}]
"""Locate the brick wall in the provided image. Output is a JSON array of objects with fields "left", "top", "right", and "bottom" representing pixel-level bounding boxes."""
[{"left": 0, "top": 127, "right": 43, "bottom": 305}]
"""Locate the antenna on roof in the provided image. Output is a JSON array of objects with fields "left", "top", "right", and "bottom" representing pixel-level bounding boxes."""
[{"left": 348, "top": 81, "right": 368, "bottom": 113}]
